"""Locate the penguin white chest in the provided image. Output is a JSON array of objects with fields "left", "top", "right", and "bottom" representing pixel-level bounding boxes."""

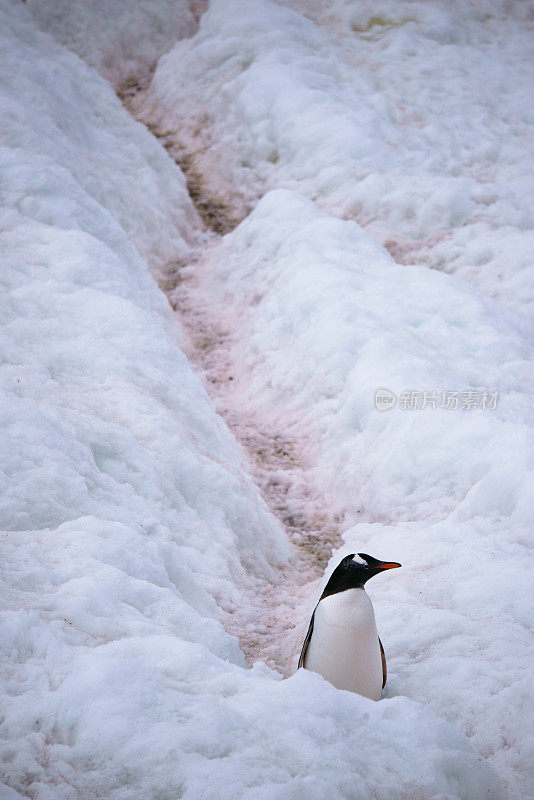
[{"left": 304, "top": 588, "right": 383, "bottom": 700}]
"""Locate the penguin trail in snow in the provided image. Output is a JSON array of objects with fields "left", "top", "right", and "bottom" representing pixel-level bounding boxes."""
[{"left": 298, "top": 553, "right": 401, "bottom": 700}]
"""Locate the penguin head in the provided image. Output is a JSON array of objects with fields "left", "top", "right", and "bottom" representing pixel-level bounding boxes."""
[{"left": 321, "top": 552, "right": 401, "bottom": 599}]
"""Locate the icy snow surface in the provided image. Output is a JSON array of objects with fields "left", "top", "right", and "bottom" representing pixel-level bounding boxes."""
[
  {"left": 142, "top": 0, "right": 534, "bottom": 318},
  {"left": 1, "top": 0, "right": 532, "bottom": 798}
]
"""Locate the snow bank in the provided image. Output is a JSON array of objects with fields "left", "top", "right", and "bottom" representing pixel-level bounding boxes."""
[
  {"left": 196, "top": 189, "right": 533, "bottom": 799},
  {"left": 4, "top": 0, "right": 202, "bottom": 285},
  {"left": 141, "top": 0, "right": 534, "bottom": 317},
  {"left": 0, "top": 0, "right": 286, "bottom": 661},
  {"left": 26, "top": 0, "right": 198, "bottom": 89},
  {"left": 1, "top": 640, "right": 503, "bottom": 800},
  {"left": 0, "top": 4, "right": 503, "bottom": 799}
]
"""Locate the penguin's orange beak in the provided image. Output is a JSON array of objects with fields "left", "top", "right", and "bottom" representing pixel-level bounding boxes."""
[{"left": 377, "top": 561, "right": 401, "bottom": 570}]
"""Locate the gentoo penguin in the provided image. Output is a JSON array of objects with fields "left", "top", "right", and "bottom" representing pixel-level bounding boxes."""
[{"left": 298, "top": 553, "right": 401, "bottom": 700}]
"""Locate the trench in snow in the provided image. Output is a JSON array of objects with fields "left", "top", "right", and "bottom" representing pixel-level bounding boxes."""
[{"left": 118, "top": 84, "right": 347, "bottom": 676}]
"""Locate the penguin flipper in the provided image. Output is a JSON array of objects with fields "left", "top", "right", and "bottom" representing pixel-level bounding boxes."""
[
  {"left": 379, "top": 637, "right": 387, "bottom": 689},
  {"left": 298, "top": 607, "right": 317, "bottom": 669}
]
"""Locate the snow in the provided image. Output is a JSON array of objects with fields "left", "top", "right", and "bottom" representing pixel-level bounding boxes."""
[
  {"left": 3, "top": 0, "right": 203, "bottom": 285},
  {"left": 0, "top": 640, "right": 503, "bottom": 800},
  {"left": 141, "top": 0, "right": 534, "bottom": 317},
  {"left": 25, "top": 0, "right": 198, "bottom": 90},
  {"left": 1, "top": 0, "right": 531, "bottom": 798}
]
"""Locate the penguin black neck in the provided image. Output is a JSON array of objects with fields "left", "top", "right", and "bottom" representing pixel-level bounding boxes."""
[{"left": 320, "top": 564, "right": 370, "bottom": 600}]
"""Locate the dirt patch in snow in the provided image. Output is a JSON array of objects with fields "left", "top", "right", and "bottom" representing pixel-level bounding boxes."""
[
  {"left": 149, "top": 126, "right": 242, "bottom": 235},
  {"left": 122, "top": 90, "right": 242, "bottom": 235}
]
